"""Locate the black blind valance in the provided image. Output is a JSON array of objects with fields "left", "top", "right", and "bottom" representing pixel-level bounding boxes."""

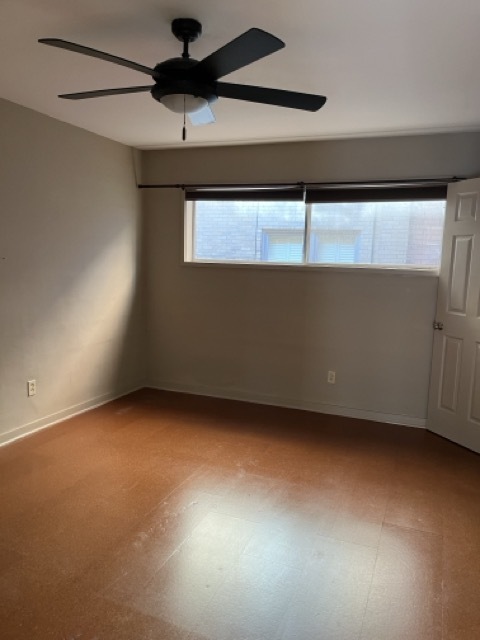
[
  {"left": 185, "top": 187, "right": 305, "bottom": 202},
  {"left": 184, "top": 182, "right": 448, "bottom": 203},
  {"left": 305, "top": 184, "right": 447, "bottom": 203}
]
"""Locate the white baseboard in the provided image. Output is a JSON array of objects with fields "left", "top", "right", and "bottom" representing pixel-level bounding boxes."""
[
  {"left": 0, "top": 385, "right": 143, "bottom": 448},
  {"left": 1, "top": 380, "right": 425, "bottom": 449},
  {"left": 147, "top": 379, "right": 426, "bottom": 429}
]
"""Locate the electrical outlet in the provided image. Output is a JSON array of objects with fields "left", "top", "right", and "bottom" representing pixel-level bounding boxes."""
[
  {"left": 327, "top": 371, "right": 336, "bottom": 384},
  {"left": 27, "top": 379, "right": 36, "bottom": 397}
]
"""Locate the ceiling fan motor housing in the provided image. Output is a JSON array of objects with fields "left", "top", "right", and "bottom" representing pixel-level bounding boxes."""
[
  {"left": 151, "top": 57, "right": 218, "bottom": 107},
  {"left": 151, "top": 80, "right": 218, "bottom": 107}
]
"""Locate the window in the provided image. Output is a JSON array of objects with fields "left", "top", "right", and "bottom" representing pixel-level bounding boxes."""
[
  {"left": 184, "top": 186, "right": 447, "bottom": 270},
  {"left": 310, "top": 230, "right": 360, "bottom": 264},
  {"left": 261, "top": 230, "right": 304, "bottom": 263}
]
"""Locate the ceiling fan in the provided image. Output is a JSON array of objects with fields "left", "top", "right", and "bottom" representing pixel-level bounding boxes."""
[{"left": 39, "top": 18, "right": 327, "bottom": 137}]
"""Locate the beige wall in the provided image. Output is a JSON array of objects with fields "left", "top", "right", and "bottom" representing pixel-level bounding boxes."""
[
  {"left": 142, "top": 132, "right": 480, "bottom": 184},
  {"left": 0, "top": 99, "right": 144, "bottom": 444},
  {"left": 142, "top": 133, "right": 480, "bottom": 426}
]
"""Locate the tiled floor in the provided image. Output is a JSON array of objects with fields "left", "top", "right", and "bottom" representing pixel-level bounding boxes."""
[{"left": 0, "top": 389, "right": 479, "bottom": 639}]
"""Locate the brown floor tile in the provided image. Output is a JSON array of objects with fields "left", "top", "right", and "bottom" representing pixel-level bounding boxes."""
[
  {"left": 384, "top": 484, "right": 444, "bottom": 534},
  {"left": 360, "top": 523, "right": 442, "bottom": 640},
  {"left": 442, "top": 494, "right": 480, "bottom": 636},
  {"left": 277, "top": 536, "right": 377, "bottom": 640}
]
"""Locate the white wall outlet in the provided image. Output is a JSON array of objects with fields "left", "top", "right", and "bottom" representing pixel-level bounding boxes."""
[
  {"left": 27, "top": 379, "right": 36, "bottom": 396},
  {"left": 327, "top": 371, "right": 336, "bottom": 384}
]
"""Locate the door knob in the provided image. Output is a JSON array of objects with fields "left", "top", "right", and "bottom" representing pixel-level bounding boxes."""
[{"left": 433, "top": 321, "right": 444, "bottom": 331}]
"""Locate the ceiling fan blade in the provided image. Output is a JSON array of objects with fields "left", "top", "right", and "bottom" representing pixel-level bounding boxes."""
[
  {"left": 188, "top": 105, "right": 216, "bottom": 126},
  {"left": 59, "top": 86, "right": 153, "bottom": 100},
  {"left": 216, "top": 82, "right": 327, "bottom": 111},
  {"left": 193, "top": 28, "right": 284, "bottom": 80},
  {"left": 38, "top": 38, "right": 153, "bottom": 76}
]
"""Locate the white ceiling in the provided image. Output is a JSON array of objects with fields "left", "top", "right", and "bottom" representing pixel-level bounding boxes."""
[{"left": 2, "top": 0, "right": 480, "bottom": 149}]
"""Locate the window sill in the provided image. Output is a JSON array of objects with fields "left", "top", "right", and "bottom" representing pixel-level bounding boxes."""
[{"left": 183, "top": 260, "right": 440, "bottom": 277}]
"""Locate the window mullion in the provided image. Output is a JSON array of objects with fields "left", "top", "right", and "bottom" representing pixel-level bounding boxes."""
[
  {"left": 303, "top": 203, "right": 312, "bottom": 264},
  {"left": 192, "top": 201, "right": 197, "bottom": 261}
]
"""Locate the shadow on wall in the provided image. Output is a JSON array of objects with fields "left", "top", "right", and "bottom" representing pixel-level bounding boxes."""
[{"left": 0, "top": 210, "right": 144, "bottom": 439}]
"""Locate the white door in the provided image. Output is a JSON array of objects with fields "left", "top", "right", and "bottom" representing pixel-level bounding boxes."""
[{"left": 427, "top": 178, "right": 480, "bottom": 453}]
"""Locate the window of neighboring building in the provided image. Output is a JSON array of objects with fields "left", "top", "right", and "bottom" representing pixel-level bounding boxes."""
[
  {"left": 309, "top": 230, "right": 360, "bottom": 264},
  {"left": 261, "top": 230, "right": 304, "bottom": 263}
]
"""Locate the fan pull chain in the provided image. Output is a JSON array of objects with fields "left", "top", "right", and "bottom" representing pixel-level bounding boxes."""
[{"left": 182, "top": 94, "right": 187, "bottom": 141}]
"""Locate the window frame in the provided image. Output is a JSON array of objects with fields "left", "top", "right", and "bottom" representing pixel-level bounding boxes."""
[{"left": 183, "top": 191, "right": 446, "bottom": 276}]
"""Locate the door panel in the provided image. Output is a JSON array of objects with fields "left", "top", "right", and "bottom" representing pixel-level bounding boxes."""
[
  {"left": 439, "top": 336, "right": 462, "bottom": 412},
  {"left": 471, "top": 343, "right": 480, "bottom": 424},
  {"left": 455, "top": 191, "right": 478, "bottom": 221},
  {"left": 427, "top": 177, "right": 480, "bottom": 452},
  {"left": 448, "top": 235, "right": 472, "bottom": 314}
]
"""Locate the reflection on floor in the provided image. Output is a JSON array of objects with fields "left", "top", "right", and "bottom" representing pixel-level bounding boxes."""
[{"left": 0, "top": 389, "right": 479, "bottom": 639}]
